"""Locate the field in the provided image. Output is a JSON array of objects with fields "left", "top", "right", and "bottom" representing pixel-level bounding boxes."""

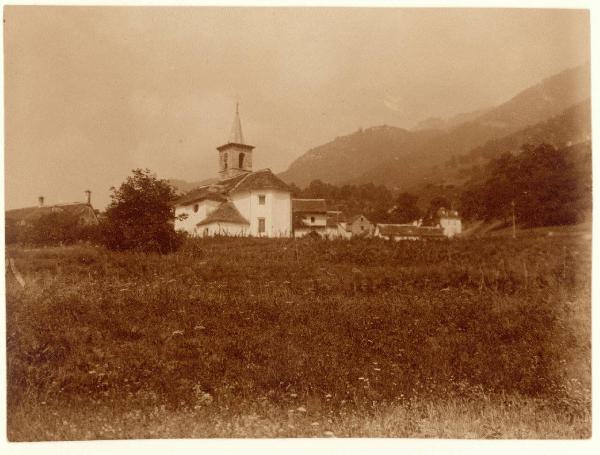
[{"left": 5, "top": 235, "right": 591, "bottom": 440}]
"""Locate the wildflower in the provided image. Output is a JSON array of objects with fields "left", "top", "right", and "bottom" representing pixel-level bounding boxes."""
[
  {"left": 296, "top": 406, "right": 307, "bottom": 413},
  {"left": 290, "top": 393, "right": 297, "bottom": 398},
  {"left": 311, "top": 422, "right": 320, "bottom": 426}
]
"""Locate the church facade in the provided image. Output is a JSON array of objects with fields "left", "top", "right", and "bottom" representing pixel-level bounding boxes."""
[{"left": 174, "top": 106, "right": 293, "bottom": 237}]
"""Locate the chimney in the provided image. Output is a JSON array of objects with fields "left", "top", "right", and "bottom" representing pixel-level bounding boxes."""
[
  {"left": 84, "top": 190, "right": 91, "bottom": 205},
  {"left": 38, "top": 196, "right": 44, "bottom": 207}
]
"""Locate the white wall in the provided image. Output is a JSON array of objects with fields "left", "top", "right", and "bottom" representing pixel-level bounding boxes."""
[
  {"left": 440, "top": 218, "right": 462, "bottom": 238},
  {"left": 175, "top": 199, "right": 221, "bottom": 235},
  {"left": 298, "top": 213, "right": 327, "bottom": 227},
  {"left": 231, "top": 189, "right": 291, "bottom": 237},
  {"left": 200, "top": 222, "right": 248, "bottom": 237}
]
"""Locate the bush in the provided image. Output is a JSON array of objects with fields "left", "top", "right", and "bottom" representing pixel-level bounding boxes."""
[
  {"left": 99, "top": 169, "right": 185, "bottom": 253},
  {"left": 9, "top": 211, "right": 99, "bottom": 246}
]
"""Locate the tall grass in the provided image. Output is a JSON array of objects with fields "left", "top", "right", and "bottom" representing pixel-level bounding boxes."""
[{"left": 5, "top": 236, "right": 591, "bottom": 440}]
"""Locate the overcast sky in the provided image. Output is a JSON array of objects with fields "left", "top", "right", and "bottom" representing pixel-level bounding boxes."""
[{"left": 4, "top": 6, "right": 590, "bottom": 210}]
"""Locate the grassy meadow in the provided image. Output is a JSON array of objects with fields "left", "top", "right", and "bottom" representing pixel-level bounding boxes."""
[{"left": 5, "top": 235, "right": 591, "bottom": 440}]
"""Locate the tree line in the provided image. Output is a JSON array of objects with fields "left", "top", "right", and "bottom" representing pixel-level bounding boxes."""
[
  {"left": 459, "top": 143, "right": 591, "bottom": 227},
  {"left": 6, "top": 142, "right": 591, "bottom": 252}
]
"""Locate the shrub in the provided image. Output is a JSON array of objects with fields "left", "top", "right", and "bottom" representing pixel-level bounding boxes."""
[{"left": 99, "top": 169, "right": 185, "bottom": 253}]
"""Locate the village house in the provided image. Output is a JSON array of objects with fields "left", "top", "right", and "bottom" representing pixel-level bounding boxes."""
[
  {"left": 292, "top": 199, "right": 328, "bottom": 238},
  {"left": 437, "top": 208, "right": 462, "bottom": 238},
  {"left": 345, "top": 214, "right": 374, "bottom": 237},
  {"left": 5, "top": 191, "right": 98, "bottom": 227},
  {"left": 325, "top": 210, "right": 349, "bottom": 239},
  {"left": 174, "top": 105, "right": 292, "bottom": 237},
  {"left": 374, "top": 223, "right": 445, "bottom": 241}
]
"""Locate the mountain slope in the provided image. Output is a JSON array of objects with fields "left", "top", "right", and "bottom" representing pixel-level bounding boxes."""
[
  {"left": 366, "top": 99, "right": 592, "bottom": 191},
  {"left": 279, "top": 63, "right": 590, "bottom": 189}
]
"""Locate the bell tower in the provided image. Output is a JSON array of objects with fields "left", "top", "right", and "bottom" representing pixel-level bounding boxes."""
[{"left": 217, "top": 103, "right": 255, "bottom": 179}]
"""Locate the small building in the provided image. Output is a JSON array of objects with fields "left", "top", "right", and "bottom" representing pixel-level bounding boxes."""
[
  {"left": 437, "top": 208, "right": 462, "bottom": 238},
  {"left": 374, "top": 223, "right": 445, "bottom": 241},
  {"left": 325, "top": 210, "right": 349, "bottom": 239},
  {"left": 292, "top": 198, "right": 327, "bottom": 238},
  {"left": 346, "top": 214, "right": 374, "bottom": 237},
  {"left": 5, "top": 191, "right": 98, "bottom": 227}
]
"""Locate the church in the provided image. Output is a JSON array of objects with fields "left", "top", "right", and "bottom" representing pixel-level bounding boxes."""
[{"left": 174, "top": 105, "right": 293, "bottom": 237}]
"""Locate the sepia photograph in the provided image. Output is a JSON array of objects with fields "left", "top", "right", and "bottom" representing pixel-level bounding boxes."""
[{"left": 1, "top": 1, "right": 594, "bottom": 447}]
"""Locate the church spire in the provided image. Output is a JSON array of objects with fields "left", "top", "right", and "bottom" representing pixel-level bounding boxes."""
[
  {"left": 229, "top": 102, "right": 245, "bottom": 145},
  {"left": 217, "top": 102, "right": 255, "bottom": 179}
]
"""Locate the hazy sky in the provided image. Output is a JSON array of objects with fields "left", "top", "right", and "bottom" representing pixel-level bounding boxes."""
[{"left": 4, "top": 7, "right": 590, "bottom": 210}]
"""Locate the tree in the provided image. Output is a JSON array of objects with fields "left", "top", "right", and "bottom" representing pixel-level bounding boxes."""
[
  {"left": 457, "top": 143, "right": 591, "bottom": 227},
  {"left": 99, "top": 169, "right": 185, "bottom": 253},
  {"left": 389, "top": 192, "right": 421, "bottom": 223},
  {"left": 16, "top": 211, "right": 97, "bottom": 246}
]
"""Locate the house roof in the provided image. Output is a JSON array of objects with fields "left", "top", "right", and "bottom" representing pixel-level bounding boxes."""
[
  {"left": 229, "top": 169, "right": 291, "bottom": 194},
  {"left": 196, "top": 201, "right": 250, "bottom": 226},
  {"left": 348, "top": 214, "right": 371, "bottom": 224},
  {"left": 6, "top": 203, "right": 97, "bottom": 224},
  {"left": 292, "top": 199, "right": 327, "bottom": 213},
  {"left": 377, "top": 223, "right": 445, "bottom": 238}
]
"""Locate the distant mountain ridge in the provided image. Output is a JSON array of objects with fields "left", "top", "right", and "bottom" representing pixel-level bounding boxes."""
[{"left": 279, "top": 64, "right": 591, "bottom": 190}]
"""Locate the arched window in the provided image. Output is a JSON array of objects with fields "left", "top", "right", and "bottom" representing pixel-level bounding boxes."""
[
  {"left": 193, "top": 204, "right": 199, "bottom": 213},
  {"left": 239, "top": 153, "right": 245, "bottom": 168},
  {"left": 223, "top": 152, "right": 228, "bottom": 169}
]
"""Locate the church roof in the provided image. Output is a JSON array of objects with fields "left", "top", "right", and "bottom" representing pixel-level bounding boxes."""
[
  {"left": 230, "top": 102, "right": 245, "bottom": 144},
  {"left": 175, "top": 169, "right": 290, "bottom": 208},
  {"left": 176, "top": 186, "right": 228, "bottom": 206},
  {"left": 216, "top": 103, "right": 255, "bottom": 151},
  {"left": 229, "top": 169, "right": 291, "bottom": 194},
  {"left": 197, "top": 201, "right": 250, "bottom": 226},
  {"left": 292, "top": 199, "right": 327, "bottom": 213}
]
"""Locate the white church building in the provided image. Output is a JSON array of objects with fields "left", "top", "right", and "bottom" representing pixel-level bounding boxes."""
[{"left": 174, "top": 105, "right": 293, "bottom": 237}]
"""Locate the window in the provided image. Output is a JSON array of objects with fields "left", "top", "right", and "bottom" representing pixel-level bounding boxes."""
[
  {"left": 258, "top": 218, "right": 266, "bottom": 234},
  {"left": 193, "top": 204, "right": 199, "bottom": 213},
  {"left": 239, "top": 153, "right": 245, "bottom": 168},
  {"left": 223, "top": 152, "right": 228, "bottom": 169},
  {"left": 258, "top": 194, "right": 266, "bottom": 205},
  {"left": 361, "top": 226, "right": 365, "bottom": 231},
  {"left": 310, "top": 216, "right": 315, "bottom": 223}
]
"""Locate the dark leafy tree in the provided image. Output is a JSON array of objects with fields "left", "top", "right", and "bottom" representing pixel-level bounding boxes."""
[
  {"left": 99, "top": 169, "right": 185, "bottom": 253},
  {"left": 458, "top": 143, "right": 591, "bottom": 227},
  {"left": 16, "top": 211, "right": 97, "bottom": 246},
  {"left": 389, "top": 192, "right": 421, "bottom": 223}
]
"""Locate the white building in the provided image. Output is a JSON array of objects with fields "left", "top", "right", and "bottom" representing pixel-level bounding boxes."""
[
  {"left": 437, "top": 208, "right": 462, "bottom": 238},
  {"left": 292, "top": 199, "right": 328, "bottom": 238},
  {"left": 174, "top": 105, "right": 292, "bottom": 237}
]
